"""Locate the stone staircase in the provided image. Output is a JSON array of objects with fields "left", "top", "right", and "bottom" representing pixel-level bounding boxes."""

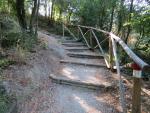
[{"left": 49, "top": 38, "right": 118, "bottom": 90}]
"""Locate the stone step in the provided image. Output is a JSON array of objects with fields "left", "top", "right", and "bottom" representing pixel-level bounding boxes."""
[
  {"left": 49, "top": 74, "right": 114, "bottom": 90},
  {"left": 48, "top": 76, "right": 120, "bottom": 113},
  {"left": 62, "top": 43, "right": 86, "bottom": 47},
  {"left": 65, "top": 48, "right": 90, "bottom": 52},
  {"left": 67, "top": 52, "right": 104, "bottom": 59},
  {"left": 62, "top": 40, "right": 80, "bottom": 43},
  {"left": 62, "top": 42, "right": 84, "bottom": 45},
  {"left": 60, "top": 60, "right": 106, "bottom": 68},
  {"left": 50, "top": 62, "right": 117, "bottom": 90},
  {"left": 65, "top": 46, "right": 90, "bottom": 52}
]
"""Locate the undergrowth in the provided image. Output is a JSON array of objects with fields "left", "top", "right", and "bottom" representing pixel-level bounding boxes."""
[
  {"left": 0, "top": 14, "right": 38, "bottom": 112},
  {"left": 0, "top": 58, "right": 16, "bottom": 69}
]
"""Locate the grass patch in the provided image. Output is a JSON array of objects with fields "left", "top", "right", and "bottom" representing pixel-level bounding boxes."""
[{"left": 0, "top": 58, "right": 16, "bottom": 69}]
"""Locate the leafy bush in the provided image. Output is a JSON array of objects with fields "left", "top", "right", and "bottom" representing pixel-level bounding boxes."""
[
  {"left": 0, "top": 15, "right": 20, "bottom": 47},
  {"left": 135, "top": 36, "right": 150, "bottom": 64},
  {"left": 0, "top": 14, "right": 37, "bottom": 50},
  {"left": 0, "top": 58, "right": 15, "bottom": 69}
]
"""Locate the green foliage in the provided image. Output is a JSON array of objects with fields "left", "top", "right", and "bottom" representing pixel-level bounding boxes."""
[
  {"left": 18, "top": 32, "right": 37, "bottom": 51},
  {"left": 0, "top": 15, "right": 20, "bottom": 47},
  {"left": 0, "top": 58, "right": 15, "bottom": 69},
  {"left": 0, "top": 15, "right": 37, "bottom": 50},
  {"left": 77, "top": 0, "right": 99, "bottom": 26},
  {"left": 0, "top": 15, "right": 20, "bottom": 33},
  {"left": 135, "top": 36, "right": 150, "bottom": 63}
]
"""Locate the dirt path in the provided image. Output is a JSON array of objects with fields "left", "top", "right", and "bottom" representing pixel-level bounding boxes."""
[{"left": 2, "top": 31, "right": 149, "bottom": 113}]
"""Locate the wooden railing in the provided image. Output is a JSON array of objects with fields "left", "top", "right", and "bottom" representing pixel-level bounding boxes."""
[
  {"left": 63, "top": 24, "right": 149, "bottom": 70},
  {"left": 62, "top": 24, "right": 150, "bottom": 113}
]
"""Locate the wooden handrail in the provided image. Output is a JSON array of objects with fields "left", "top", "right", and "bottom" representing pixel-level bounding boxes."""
[
  {"left": 110, "top": 33, "right": 149, "bottom": 71},
  {"left": 111, "top": 37, "right": 127, "bottom": 113},
  {"left": 91, "top": 29, "right": 109, "bottom": 68},
  {"left": 78, "top": 26, "right": 91, "bottom": 49},
  {"left": 63, "top": 24, "right": 149, "bottom": 113},
  {"left": 63, "top": 24, "right": 149, "bottom": 71},
  {"left": 83, "top": 29, "right": 91, "bottom": 36},
  {"left": 63, "top": 25, "right": 78, "bottom": 40},
  {"left": 77, "top": 25, "right": 109, "bottom": 34}
]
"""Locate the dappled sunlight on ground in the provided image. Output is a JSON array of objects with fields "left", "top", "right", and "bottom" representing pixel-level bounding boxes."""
[
  {"left": 57, "top": 63, "right": 115, "bottom": 86},
  {"left": 62, "top": 67, "right": 78, "bottom": 79},
  {"left": 52, "top": 84, "right": 121, "bottom": 113},
  {"left": 73, "top": 94, "right": 101, "bottom": 113}
]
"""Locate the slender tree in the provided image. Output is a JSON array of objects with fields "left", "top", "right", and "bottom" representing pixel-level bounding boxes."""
[
  {"left": 109, "top": 0, "right": 117, "bottom": 31},
  {"left": 16, "top": 0, "right": 27, "bottom": 30},
  {"left": 35, "top": 0, "right": 40, "bottom": 35},
  {"left": 44, "top": 0, "right": 47, "bottom": 18},
  {"left": 125, "top": 0, "right": 134, "bottom": 43},
  {"left": 29, "top": 0, "right": 38, "bottom": 33}
]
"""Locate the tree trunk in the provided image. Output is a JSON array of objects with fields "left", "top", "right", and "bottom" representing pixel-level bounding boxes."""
[
  {"left": 99, "top": 2, "right": 106, "bottom": 29},
  {"left": 48, "top": 3, "right": 51, "bottom": 17},
  {"left": 16, "top": 0, "right": 27, "bottom": 30},
  {"left": 109, "top": 5, "right": 115, "bottom": 32},
  {"left": 8, "top": 0, "right": 16, "bottom": 12},
  {"left": 59, "top": 9, "right": 62, "bottom": 21},
  {"left": 117, "top": 0, "right": 125, "bottom": 34},
  {"left": 44, "top": 0, "right": 47, "bottom": 18},
  {"left": 68, "top": 12, "right": 72, "bottom": 23},
  {"left": 35, "top": 0, "right": 40, "bottom": 35},
  {"left": 50, "top": 0, "right": 55, "bottom": 20},
  {"left": 29, "top": 0, "right": 38, "bottom": 33},
  {"left": 99, "top": 8, "right": 105, "bottom": 29},
  {"left": 125, "top": 0, "right": 134, "bottom": 43}
]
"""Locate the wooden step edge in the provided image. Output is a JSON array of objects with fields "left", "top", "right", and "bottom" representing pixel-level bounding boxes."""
[
  {"left": 63, "top": 42, "right": 81, "bottom": 44},
  {"left": 62, "top": 44, "right": 86, "bottom": 47},
  {"left": 62, "top": 39, "right": 79, "bottom": 42},
  {"left": 60, "top": 60, "right": 107, "bottom": 68},
  {"left": 62, "top": 42, "right": 85, "bottom": 44},
  {"left": 62, "top": 39, "right": 81, "bottom": 43},
  {"left": 65, "top": 48, "right": 89, "bottom": 51},
  {"left": 67, "top": 53, "right": 104, "bottom": 59},
  {"left": 65, "top": 49, "right": 89, "bottom": 52},
  {"left": 49, "top": 74, "right": 114, "bottom": 90},
  {"left": 61, "top": 42, "right": 82, "bottom": 45},
  {"left": 63, "top": 44, "right": 86, "bottom": 47}
]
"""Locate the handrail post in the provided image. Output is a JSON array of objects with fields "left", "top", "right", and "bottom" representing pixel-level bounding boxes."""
[
  {"left": 78, "top": 26, "right": 91, "bottom": 48},
  {"left": 131, "top": 63, "right": 142, "bottom": 113},
  {"left": 109, "top": 36, "right": 113, "bottom": 71},
  {"left": 91, "top": 30, "right": 109, "bottom": 68},
  {"left": 89, "top": 29, "right": 93, "bottom": 47},
  {"left": 111, "top": 37, "right": 127, "bottom": 113},
  {"left": 63, "top": 25, "right": 78, "bottom": 40}
]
